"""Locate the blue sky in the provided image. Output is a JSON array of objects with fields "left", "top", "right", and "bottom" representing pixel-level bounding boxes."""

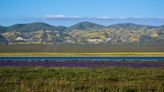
[{"left": 0, "top": 0, "right": 164, "bottom": 26}]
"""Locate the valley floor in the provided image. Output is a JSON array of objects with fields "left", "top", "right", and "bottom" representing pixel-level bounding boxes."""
[{"left": 1, "top": 43, "right": 164, "bottom": 53}]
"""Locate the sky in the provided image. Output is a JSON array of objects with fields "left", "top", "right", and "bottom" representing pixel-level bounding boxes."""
[{"left": 0, "top": 0, "right": 164, "bottom": 26}]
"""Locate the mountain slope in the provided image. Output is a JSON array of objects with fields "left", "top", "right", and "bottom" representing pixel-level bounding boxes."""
[
  {"left": 69, "top": 21, "right": 105, "bottom": 31},
  {"left": 0, "top": 26, "right": 7, "bottom": 33},
  {"left": 1, "top": 22, "right": 164, "bottom": 44},
  {"left": 0, "top": 34, "right": 8, "bottom": 45},
  {"left": 107, "top": 23, "right": 155, "bottom": 29},
  {"left": 6, "top": 22, "right": 67, "bottom": 32}
]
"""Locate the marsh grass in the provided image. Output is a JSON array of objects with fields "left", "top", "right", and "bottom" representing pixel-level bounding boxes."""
[{"left": 0, "top": 67, "right": 163, "bottom": 92}]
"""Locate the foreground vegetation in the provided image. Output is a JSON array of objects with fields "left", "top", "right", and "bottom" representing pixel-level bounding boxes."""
[{"left": 0, "top": 67, "right": 163, "bottom": 92}]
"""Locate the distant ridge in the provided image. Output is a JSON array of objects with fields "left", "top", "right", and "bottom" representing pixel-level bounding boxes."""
[
  {"left": 0, "top": 21, "right": 164, "bottom": 45},
  {"left": 3, "top": 22, "right": 67, "bottom": 32},
  {"left": 0, "top": 34, "right": 8, "bottom": 45},
  {"left": 69, "top": 21, "right": 105, "bottom": 31},
  {"left": 107, "top": 23, "right": 157, "bottom": 30},
  {"left": 1, "top": 21, "right": 164, "bottom": 32},
  {"left": 0, "top": 26, "right": 7, "bottom": 33}
]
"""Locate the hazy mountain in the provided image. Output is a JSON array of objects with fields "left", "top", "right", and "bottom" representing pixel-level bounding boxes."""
[
  {"left": 0, "top": 26, "right": 7, "bottom": 33},
  {"left": 108, "top": 23, "right": 154, "bottom": 29},
  {"left": 159, "top": 25, "right": 164, "bottom": 30},
  {"left": 5, "top": 22, "right": 67, "bottom": 32},
  {"left": 0, "top": 21, "right": 164, "bottom": 44},
  {"left": 56, "top": 26, "right": 68, "bottom": 32},
  {"left": 0, "top": 34, "right": 8, "bottom": 45},
  {"left": 69, "top": 21, "right": 105, "bottom": 31},
  {"left": 1, "top": 22, "right": 163, "bottom": 32}
]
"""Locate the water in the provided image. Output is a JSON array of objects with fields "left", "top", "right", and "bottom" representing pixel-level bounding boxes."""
[{"left": 0, "top": 56, "right": 164, "bottom": 61}]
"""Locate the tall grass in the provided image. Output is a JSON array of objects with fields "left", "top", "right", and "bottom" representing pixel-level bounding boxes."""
[{"left": 0, "top": 67, "right": 163, "bottom": 92}]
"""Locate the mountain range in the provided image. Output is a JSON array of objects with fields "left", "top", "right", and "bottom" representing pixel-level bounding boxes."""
[{"left": 0, "top": 21, "right": 164, "bottom": 45}]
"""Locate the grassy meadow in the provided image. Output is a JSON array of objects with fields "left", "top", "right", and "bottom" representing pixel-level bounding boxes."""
[
  {"left": 0, "top": 43, "right": 164, "bottom": 92},
  {"left": 0, "top": 43, "right": 164, "bottom": 53},
  {"left": 0, "top": 67, "right": 163, "bottom": 92},
  {"left": 0, "top": 43, "right": 164, "bottom": 56}
]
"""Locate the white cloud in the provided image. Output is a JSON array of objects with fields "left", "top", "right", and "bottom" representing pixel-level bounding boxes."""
[
  {"left": 44, "top": 14, "right": 112, "bottom": 20},
  {"left": 95, "top": 16, "right": 111, "bottom": 19},
  {"left": 44, "top": 14, "right": 124, "bottom": 20},
  {"left": 44, "top": 14, "right": 163, "bottom": 20},
  {"left": 46, "top": 14, "right": 65, "bottom": 18},
  {"left": 45, "top": 14, "right": 81, "bottom": 19}
]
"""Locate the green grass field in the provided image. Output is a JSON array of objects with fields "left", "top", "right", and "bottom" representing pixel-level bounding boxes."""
[
  {"left": 0, "top": 44, "right": 164, "bottom": 56},
  {"left": 0, "top": 67, "right": 163, "bottom": 92},
  {"left": 0, "top": 43, "right": 164, "bottom": 53}
]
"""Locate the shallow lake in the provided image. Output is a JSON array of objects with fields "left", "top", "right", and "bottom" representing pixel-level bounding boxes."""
[{"left": 0, "top": 56, "right": 164, "bottom": 61}]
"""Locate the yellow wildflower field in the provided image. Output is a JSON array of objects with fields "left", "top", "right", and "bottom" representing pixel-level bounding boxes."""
[{"left": 0, "top": 52, "right": 164, "bottom": 56}]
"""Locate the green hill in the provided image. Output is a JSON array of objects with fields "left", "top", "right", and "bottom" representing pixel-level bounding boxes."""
[
  {"left": 6, "top": 22, "right": 67, "bottom": 32},
  {"left": 0, "top": 22, "right": 164, "bottom": 44},
  {"left": 69, "top": 21, "right": 105, "bottom": 31},
  {"left": 0, "top": 26, "right": 7, "bottom": 33},
  {"left": 0, "top": 34, "right": 8, "bottom": 45}
]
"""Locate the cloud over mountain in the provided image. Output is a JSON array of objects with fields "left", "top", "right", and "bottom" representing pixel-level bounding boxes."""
[
  {"left": 44, "top": 14, "right": 81, "bottom": 19},
  {"left": 44, "top": 14, "right": 114, "bottom": 20}
]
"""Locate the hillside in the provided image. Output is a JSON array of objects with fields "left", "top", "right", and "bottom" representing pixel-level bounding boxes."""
[
  {"left": 0, "top": 22, "right": 163, "bottom": 44},
  {"left": 5, "top": 22, "right": 67, "bottom": 32},
  {"left": 0, "top": 26, "right": 6, "bottom": 33},
  {"left": 0, "top": 34, "right": 8, "bottom": 45},
  {"left": 69, "top": 22, "right": 105, "bottom": 31}
]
